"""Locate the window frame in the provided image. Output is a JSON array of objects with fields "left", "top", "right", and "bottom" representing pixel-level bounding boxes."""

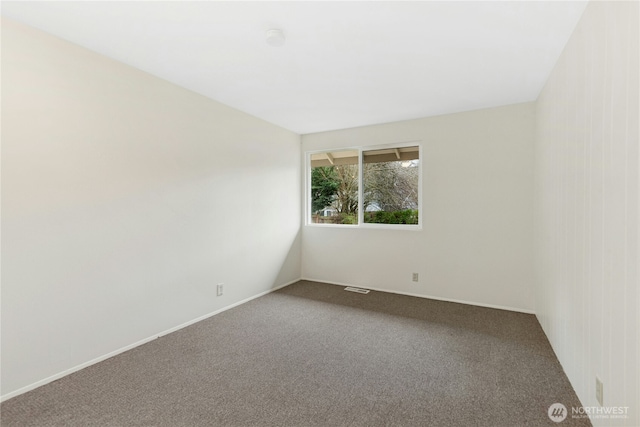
[{"left": 306, "top": 141, "right": 422, "bottom": 230}]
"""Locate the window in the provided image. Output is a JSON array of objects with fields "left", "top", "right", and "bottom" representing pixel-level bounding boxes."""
[
  {"left": 309, "top": 144, "right": 420, "bottom": 227},
  {"left": 363, "top": 147, "right": 420, "bottom": 224},
  {"left": 310, "top": 150, "right": 359, "bottom": 224}
]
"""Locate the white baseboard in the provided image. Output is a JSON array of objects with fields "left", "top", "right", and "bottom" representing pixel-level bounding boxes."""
[
  {"left": 0, "top": 278, "right": 300, "bottom": 402},
  {"left": 2, "top": 277, "right": 534, "bottom": 401},
  {"left": 300, "top": 277, "right": 536, "bottom": 315}
]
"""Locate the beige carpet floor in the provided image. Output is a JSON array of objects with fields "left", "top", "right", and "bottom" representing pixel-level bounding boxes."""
[{"left": 1, "top": 280, "right": 591, "bottom": 426}]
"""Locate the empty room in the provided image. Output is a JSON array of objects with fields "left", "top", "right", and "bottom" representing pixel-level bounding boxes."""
[{"left": 1, "top": 1, "right": 638, "bottom": 426}]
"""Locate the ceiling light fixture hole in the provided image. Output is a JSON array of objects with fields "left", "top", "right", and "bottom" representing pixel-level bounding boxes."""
[{"left": 266, "top": 29, "right": 285, "bottom": 47}]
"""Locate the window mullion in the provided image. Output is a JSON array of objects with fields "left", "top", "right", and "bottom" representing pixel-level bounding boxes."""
[{"left": 358, "top": 149, "right": 364, "bottom": 226}]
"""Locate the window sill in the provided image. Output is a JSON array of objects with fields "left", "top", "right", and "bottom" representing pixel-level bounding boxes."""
[{"left": 305, "top": 223, "right": 422, "bottom": 231}]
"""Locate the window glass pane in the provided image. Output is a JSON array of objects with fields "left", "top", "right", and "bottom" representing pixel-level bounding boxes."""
[
  {"left": 310, "top": 150, "right": 359, "bottom": 224},
  {"left": 363, "top": 146, "right": 419, "bottom": 224}
]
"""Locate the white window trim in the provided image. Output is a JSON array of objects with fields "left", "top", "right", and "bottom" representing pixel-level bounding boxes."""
[{"left": 306, "top": 141, "right": 422, "bottom": 230}]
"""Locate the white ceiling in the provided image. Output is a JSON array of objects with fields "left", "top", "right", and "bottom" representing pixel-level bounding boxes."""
[{"left": 1, "top": 1, "right": 587, "bottom": 134}]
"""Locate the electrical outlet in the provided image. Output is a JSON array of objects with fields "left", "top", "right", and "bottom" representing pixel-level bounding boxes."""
[
  {"left": 217, "top": 283, "right": 224, "bottom": 296},
  {"left": 412, "top": 273, "right": 419, "bottom": 282},
  {"left": 596, "top": 377, "right": 603, "bottom": 406}
]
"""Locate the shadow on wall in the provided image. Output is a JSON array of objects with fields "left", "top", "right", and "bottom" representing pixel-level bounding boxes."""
[{"left": 272, "top": 229, "right": 303, "bottom": 288}]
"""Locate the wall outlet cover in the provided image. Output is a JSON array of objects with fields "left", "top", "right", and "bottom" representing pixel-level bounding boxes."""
[{"left": 596, "top": 377, "right": 603, "bottom": 406}]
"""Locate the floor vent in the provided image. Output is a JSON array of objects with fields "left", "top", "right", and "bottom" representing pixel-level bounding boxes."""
[{"left": 344, "top": 287, "right": 370, "bottom": 294}]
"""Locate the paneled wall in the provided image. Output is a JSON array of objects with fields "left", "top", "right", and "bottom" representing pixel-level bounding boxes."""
[{"left": 534, "top": 2, "right": 639, "bottom": 425}]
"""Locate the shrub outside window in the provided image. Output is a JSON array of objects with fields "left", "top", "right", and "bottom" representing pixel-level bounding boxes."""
[{"left": 309, "top": 145, "right": 420, "bottom": 227}]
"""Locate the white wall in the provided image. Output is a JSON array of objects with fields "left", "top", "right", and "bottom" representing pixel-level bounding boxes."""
[
  {"left": 302, "top": 103, "right": 535, "bottom": 313},
  {"left": 534, "top": 1, "right": 639, "bottom": 426},
  {"left": 1, "top": 19, "right": 301, "bottom": 398}
]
